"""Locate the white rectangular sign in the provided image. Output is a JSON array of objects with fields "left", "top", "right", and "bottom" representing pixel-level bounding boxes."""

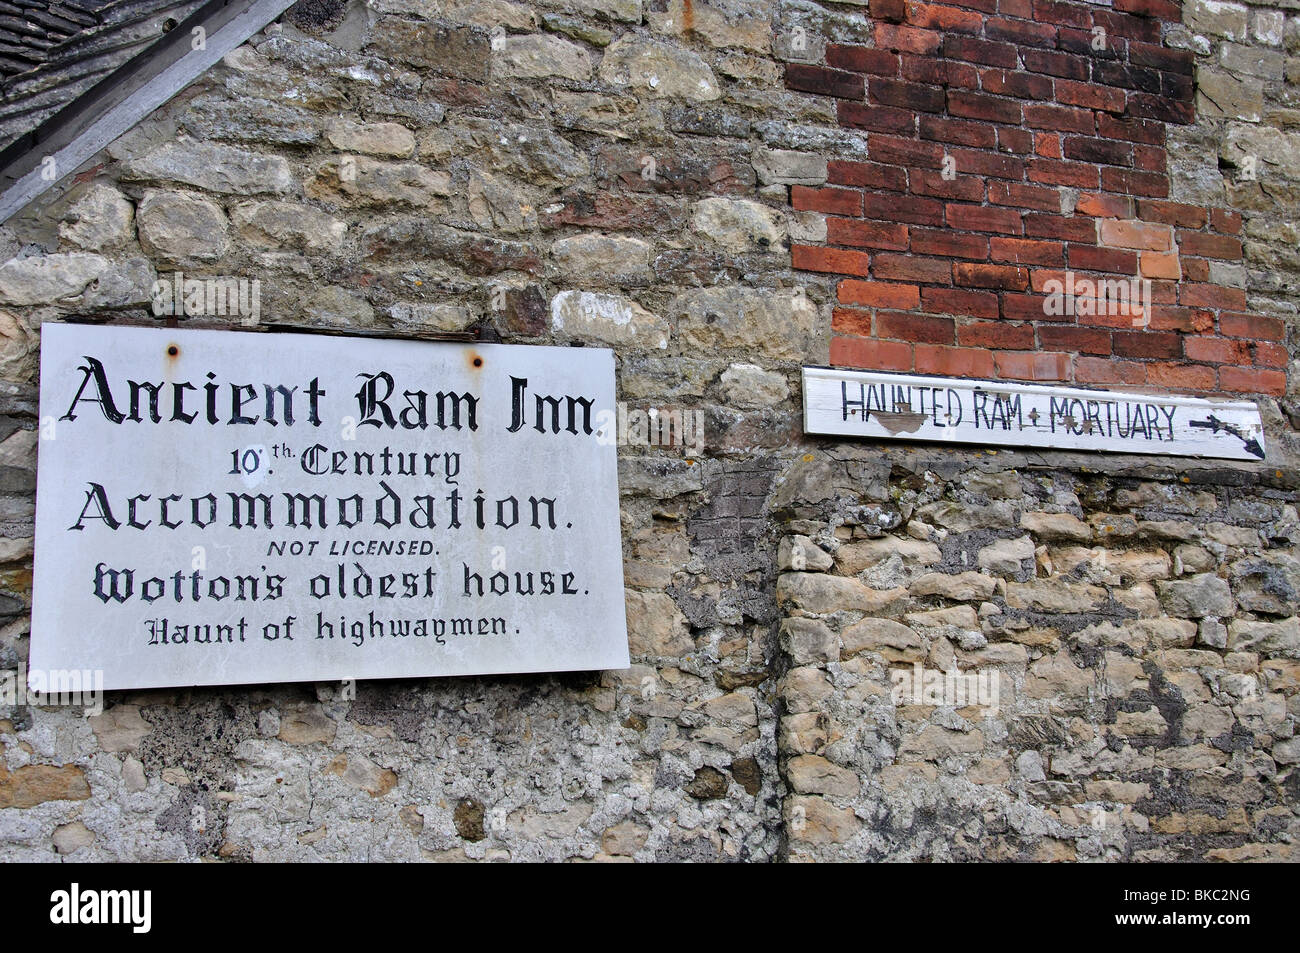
[
  {"left": 803, "top": 366, "right": 1266, "bottom": 461},
  {"left": 31, "top": 324, "right": 629, "bottom": 690}
]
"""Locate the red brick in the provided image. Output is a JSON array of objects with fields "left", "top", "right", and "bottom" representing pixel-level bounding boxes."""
[
  {"left": 1099, "top": 218, "right": 1172, "bottom": 251},
  {"left": 1112, "top": 330, "right": 1181, "bottom": 359},
  {"left": 985, "top": 16, "right": 1058, "bottom": 47},
  {"left": 1180, "top": 284, "right": 1247, "bottom": 310},
  {"left": 919, "top": 116, "right": 997, "bottom": 149},
  {"left": 792, "top": 185, "right": 862, "bottom": 216},
  {"left": 959, "top": 320, "right": 1035, "bottom": 348},
  {"left": 1139, "top": 250, "right": 1181, "bottom": 280},
  {"left": 1028, "top": 158, "right": 1100, "bottom": 189},
  {"left": 864, "top": 191, "right": 946, "bottom": 226},
  {"left": 980, "top": 68, "right": 1053, "bottom": 100},
  {"left": 905, "top": 2, "right": 984, "bottom": 32},
  {"left": 1128, "top": 41, "right": 1194, "bottom": 75},
  {"left": 1180, "top": 257, "right": 1210, "bottom": 282},
  {"left": 1063, "top": 136, "right": 1134, "bottom": 167},
  {"left": 911, "top": 169, "right": 984, "bottom": 202},
  {"left": 785, "top": 64, "right": 865, "bottom": 99},
  {"left": 1025, "top": 215, "right": 1096, "bottom": 242},
  {"left": 869, "top": 133, "right": 945, "bottom": 168},
  {"left": 1001, "top": 293, "right": 1060, "bottom": 321},
  {"left": 1069, "top": 244, "right": 1139, "bottom": 274},
  {"left": 1254, "top": 342, "right": 1289, "bottom": 368},
  {"left": 1219, "top": 313, "right": 1284, "bottom": 341},
  {"left": 914, "top": 344, "right": 996, "bottom": 377},
  {"left": 947, "top": 90, "right": 1022, "bottom": 124},
  {"left": 1092, "top": 60, "right": 1163, "bottom": 96},
  {"left": 870, "top": 77, "right": 947, "bottom": 112},
  {"left": 831, "top": 307, "right": 874, "bottom": 337},
  {"left": 871, "top": 0, "right": 908, "bottom": 21},
  {"left": 1101, "top": 167, "right": 1169, "bottom": 198},
  {"left": 1211, "top": 209, "right": 1242, "bottom": 234},
  {"left": 792, "top": 244, "right": 871, "bottom": 277},
  {"left": 828, "top": 160, "right": 908, "bottom": 192},
  {"left": 955, "top": 262, "right": 1030, "bottom": 289},
  {"left": 1145, "top": 362, "right": 1217, "bottom": 392},
  {"left": 1077, "top": 308, "right": 1143, "bottom": 330},
  {"left": 946, "top": 203, "right": 1023, "bottom": 234},
  {"left": 874, "top": 23, "right": 942, "bottom": 54},
  {"left": 831, "top": 336, "right": 913, "bottom": 371},
  {"left": 990, "top": 237, "right": 1065, "bottom": 265},
  {"left": 923, "top": 286, "right": 1000, "bottom": 318},
  {"left": 875, "top": 311, "right": 956, "bottom": 344},
  {"left": 1021, "top": 49, "right": 1090, "bottom": 80},
  {"left": 1145, "top": 305, "right": 1211, "bottom": 333},
  {"left": 1038, "top": 325, "right": 1112, "bottom": 354},
  {"left": 826, "top": 45, "right": 901, "bottom": 75},
  {"left": 1132, "top": 145, "right": 1167, "bottom": 173},
  {"left": 999, "top": 0, "right": 1033, "bottom": 16},
  {"left": 911, "top": 228, "right": 990, "bottom": 259},
  {"left": 998, "top": 127, "right": 1034, "bottom": 155},
  {"left": 827, "top": 217, "right": 911, "bottom": 250},
  {"left": 994, "top": 350, "right": 1071, "bottom": 381},
  {"left": 988, "top": 181, "right": 1061, "bottom": 212},
  {"left": 1025, "top": 103, "right": 1095, "bottom": 134},
  {"left": 1035, "top": 132, "right": 1062, "bottom": 159},
  {"left": 1218, "top": 366, "right": 1287, "bottom": 396},
  {"left": 1098, "top": 114, "right": 1165, "bottom": 145},
  {"left": 1076, "top": 192, "right": 1135, "bottom": 218},
  {"left": 902, "top": 56, "right": 979, "bottom": 88},
  {"left": 838, "top": 279, "right": 921, "bottom": 309},
  {"left": 1114, "top": 0, "right": 1180, "bottom": 21},
  {"left": 1095, "top": 9, "right": 1162, "bottom": 43},
  {"left": 1032, "top": 0, "right": 1093, "bottom": 29},
  {"left": 1176, "top": 231, "right": 1243, "bottom": 260},
  {"left": 1055, "top": 79, "right": 1126, "bottom": 113},
  {"left": 943, "top": 36, "right": 1020, "bottom": 69},
  {"left": 874, "top": 252, "right": 953, "bottom": 283},
  {"left": 948, "top": 147, "right": 1026, "bottom": 181},
  {"left": 1075, "top": 356, "right": 1146, "bottom": 385},
  {"left": 1184, "top": 337, "right": 1251, "bottom": 365},
  {"left": 1137, "top": 199, "right": 1205, "bottom": 228},
  {"left": 1060, "top": 26, "right": 1128, "bottom": 58},
  {"left": 838, "top": 101, "right": 917, "bottom": 135}
]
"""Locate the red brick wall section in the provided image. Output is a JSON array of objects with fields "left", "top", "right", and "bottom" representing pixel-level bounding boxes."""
[{"left": 786, "top": 0, "right": 1287, "bottom": 398}]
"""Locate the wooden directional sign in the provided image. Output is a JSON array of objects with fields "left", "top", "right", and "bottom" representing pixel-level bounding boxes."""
[
  {"left": 31, "top": 324, "right": 630, "bottom": 691},
  {"left": 802, "top": 366, "right": 1267, "bottom": 461}
]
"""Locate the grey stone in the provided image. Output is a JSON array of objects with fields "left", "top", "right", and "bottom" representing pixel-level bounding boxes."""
[
  {"left": 306, "top": 157, "right": 451, "bottom": 207},
  {"left": 137, "top": 191, "right": 229, "bottom": 262},
  {"left": 492, "top": 34, "right": 593, "bottom": 81},
  {"left": 325, "top": 118, "right": 416, "bottom": 157},
  {"left": 1158, "top": 574, "right": 1236, "bottom": 619},
  {"left": 672, "top": 286, "right": 818, "bottom": 360},
  {"left": 718, "top": 363, "right": 789, "bottom": 408},
  {"left": 58, "top": 185, "right": 134, "bottom": 252},
  {"left": 231, "top": 201, "right": 347, "bottom": 252},
  {"left": 121, "top": 141, "right": 292, "bottom": 195},
  {"left": 691, "top": 197, "right": 787, "bottom": 252},
  {"left": 0, "top": 253, "right": 108, "bottom": 305},
  {"left": 551, "top": 234, "right": 652, "bottom": 282},
  {"left": 598, "top": 36, "right": 722, "bottom": 101},
  {"left": 752, "top": 147, "right": 828, "bottom": 185},
  {"left": 550, "top": 291, "right": 669, "bottom": 349}
]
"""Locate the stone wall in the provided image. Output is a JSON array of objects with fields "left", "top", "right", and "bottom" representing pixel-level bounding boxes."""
[{"left": 0, "top": 0, "right": 1296, "bottom": 861}]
